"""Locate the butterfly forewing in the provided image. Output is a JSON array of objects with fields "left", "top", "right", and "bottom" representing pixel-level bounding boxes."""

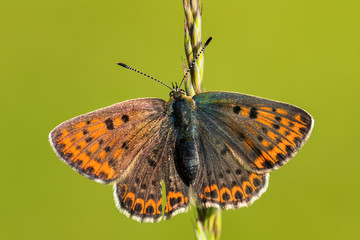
[
  {"left": 193, "top": 92, "right": 313, "bottom": 173},
  {"left": 49, "top": 98, "right": 167, "bottom": 183}
]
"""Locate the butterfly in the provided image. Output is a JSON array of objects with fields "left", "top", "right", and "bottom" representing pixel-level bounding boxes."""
[{"left": 49, "top": 37, "right": 313, "bottom": 223}]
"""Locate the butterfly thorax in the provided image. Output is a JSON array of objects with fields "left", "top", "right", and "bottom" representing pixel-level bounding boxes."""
[{"left": 167, "top": 88, "right": 199, "bottom": 186}]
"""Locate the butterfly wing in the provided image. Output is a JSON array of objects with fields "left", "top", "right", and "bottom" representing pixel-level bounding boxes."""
[
  {"left": 194, "top": 122, "right": 269, "bottom": 209},
  {"left": 50, "top": 98, "right": 189, "bottom": 222},
  {"left": 193, "top": 92, "right": 313, "bottom": 173},
  {"left": 114, "top": 126, "right": 189, "bottom": 222},
  {"left": 192, "top": 91, "right": 312, "bottom": 208}
]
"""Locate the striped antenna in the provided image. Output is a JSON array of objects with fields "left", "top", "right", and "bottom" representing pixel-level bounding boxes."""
[
  {"left": 117, "top": 63, "right": 173, "bottom": 90},
  {"left": 178, "top": 36, "right": 213, "bottom": 89}
]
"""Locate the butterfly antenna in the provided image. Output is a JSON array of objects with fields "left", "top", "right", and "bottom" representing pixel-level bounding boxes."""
[
  {"left": 179, "top": 36, "right": 213, "bottom": 89},
  {"left": 117, "top": 62, "right": 173, "bottom": 90}
]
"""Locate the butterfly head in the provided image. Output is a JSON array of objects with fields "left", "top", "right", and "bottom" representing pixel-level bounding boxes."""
[{"left": 169, "top": 85, "right": 186, "bottom": 100}]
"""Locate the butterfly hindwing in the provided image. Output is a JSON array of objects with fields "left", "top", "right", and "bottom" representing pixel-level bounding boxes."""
[
  {"left": 194, "top": 119, "right": 269, "bottom": 208},
  {"left": 193, "top": 92, "right": 313, "bottom": 173},
  {"left": 113, "top": 118, "right": 189, "bottom": 222}
]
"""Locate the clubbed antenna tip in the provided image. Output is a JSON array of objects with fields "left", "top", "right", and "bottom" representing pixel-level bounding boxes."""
[
  {"left": 117, "top": 62, "right": 129, "bottom": 68},
  {"left": 117, "top": 62, "right": 173, "bottom": 90},
  {"left": 204, "top": 36, "right": 213, "bottom": 47}
]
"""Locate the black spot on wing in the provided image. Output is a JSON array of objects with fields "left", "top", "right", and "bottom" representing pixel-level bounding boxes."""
[
  {"left": 239, "top": 132, "right": 247, "bottom": 141},
  {"left": 249, "top": 107, "right": 258, "bottom": 119},
  {"left": 104, "top": 146, "right": 111, "bottom": 152},
  {"left": 222, "top": 192, "right": 230, "bottom": 201},
  {"left": 105, "top": 118, "right": 114, "bottom": 130},
  {"left": 233, "top": 106, "right": 241, "bottom": 114},
  {"left": 121, "top": 141, "right": 129, "bottom": 150},
  {"left": 245, "top": 186, "right": 253, "bottom": 194},
  {"left": 122, "top": 115, "right": 129, "bottom": 122},
  {"left": 146, "top": 205, "right": 154, "bottom": 215}
]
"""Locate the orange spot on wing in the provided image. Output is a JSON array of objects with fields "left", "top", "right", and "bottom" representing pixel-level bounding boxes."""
[
  {"left": 267, "top": 131, "right": 277, "bottom": 141},
  {"left": 280, "top": 118, "right": 291, "bottom": 127},
  {"left": 254, "top": 147, "right": 280, "bottom": 169},
  {"left": 75, "top": 122, "right": 86, "bottom": 129},
  {"left": 132, "top": 198, "right": 145, "bottom": 214},
  {"left": 242, "top": 181, "right": 255, "bottom": 197},
  {"left": 89, "top": 143, "right": 99, "bottom": 153},
  {"left": 96, "top": 161, "right": 116, "bottom": 179},
  {"left": 203, "top": 185, "right": 220, "bottom": 202},
  {"left": 113, "top": 148, "right": 125, "bottom": 159},
  {"left": 167, "top": 192, "right": 185, "bottom": 211},
  {"left": 87, "top": 122, "right": 105, "bottom": 133},
  {"left": 267, "top": 149, "right": 280, "bottom": 161},
  {"left": 259, "top": 111, "right": 275, "bottom": 121},
  {"left": 232, "top": 186, "right": 245, "bottom": 201},
  {"left": 145, "top": 199, "right": 156, "bottom": 215},
  {"left": 240, "top": 107, "right": 250, "bottom": 117},
  {"left": 77, "top": 141, "right": 87, "bottom": 149},
  {"left": 58, "top": 136, "right": 72, "bottom": 148},
  {"left": 85, "top": 160, "right": 101, "bottom": 173},
  {"left": 114, "top": 117, "right": 124, "bottom": 127},
  {"left": 256, "top": 115, "right": 273, "bottom": 127},
  {"left": 123, "top": 192, "right": 135, "bottom": 205},
  {"left": 156, "top": 199, "right": 163, "bottom": 215},
  {"left": 292, "top": 122, "right": 307, "bottom": 135},
  {"left": 90, "top": 127, "right": 107, "bottom": 139},
  {"left": 294, "top": 114, "right": 306, "bottom": 125},
  {"left": 64, "top": 146, "right": 81, "bottom": 160},
  {"left": 249, "top": 173, "right": 262, "bottom": 189},
  {"left": 73, "top": 131, "right": 83, "bottom": 141},
  {"left": 220, "top": 187, "right": 233, "bottom": 202},
  {"left": 77, "top": 152, "right": 91, "bottom": 166},
  {"left": 277, "top": 141, "right": 287, "bottom": 153},
  {"left": 262, "top": 140, "right": 270, "bottom": 147},
  {"left": 254, "top": 150, "right": 270, "bottom": 169},
  {"left": 258, "top": 107, "right": 272, "bottom": 112},
  {"left": 278, "top": 126, "right": 287, "bottom": 136},
  {"left": 98, "top": 151, "right": 106, "bottom": 159},
  {"left": 277, "top": 109, "right": 288, "bottom": 115},
  {"left": 59, "top": 129, "right": 70, "bottom": 139},
  {"left": 244, "top": 139, "right": 255, "bottom": 150}
]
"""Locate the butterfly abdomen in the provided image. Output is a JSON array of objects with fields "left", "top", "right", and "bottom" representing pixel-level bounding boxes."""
[{"left": 169, "top": 96, "right": 199, "bottom": 186}]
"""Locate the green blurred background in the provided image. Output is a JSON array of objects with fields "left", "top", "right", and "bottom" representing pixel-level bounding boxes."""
[{"left": 1, "top": 0, "right": 359, "bottom": 239}]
